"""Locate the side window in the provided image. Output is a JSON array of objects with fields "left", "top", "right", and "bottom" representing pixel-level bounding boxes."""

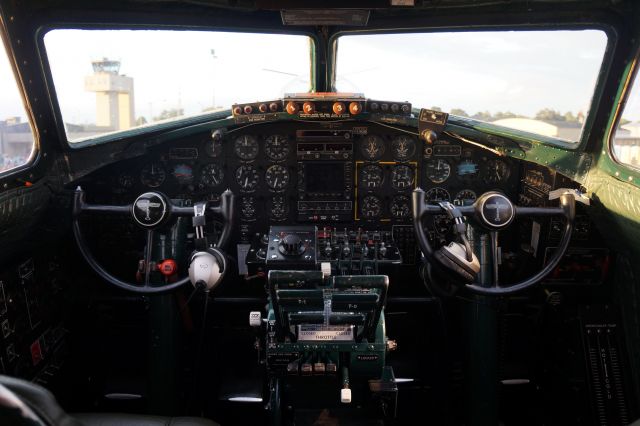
[
  {"left": 612, "top": 69, "right": 640, "bottom": 169},
  {"left": 0, "top": 38, "right": 35, "bottom": 173}
]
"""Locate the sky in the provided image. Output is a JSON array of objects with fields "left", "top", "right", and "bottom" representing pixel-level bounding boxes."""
[
  {"left": 3, "top": 27, "right": 640, "bottom": 133},
  {"left": 336, "top": 30, "right": 609, "bottom": 118}
]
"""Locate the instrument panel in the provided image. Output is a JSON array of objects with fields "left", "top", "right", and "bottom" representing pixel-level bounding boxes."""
[{"left": 87, "top": 120, "right": 519, "bottom": 263}]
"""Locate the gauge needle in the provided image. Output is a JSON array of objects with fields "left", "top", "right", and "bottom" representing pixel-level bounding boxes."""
[
  {"left": 212, "top": 175, "right": 219, "bottom": 184},
  {"left": 274, "top": 178, "right": 279, "bottom": 188},
  {"left": 244, "top": 177, "right": 249, "bottom": 187}
]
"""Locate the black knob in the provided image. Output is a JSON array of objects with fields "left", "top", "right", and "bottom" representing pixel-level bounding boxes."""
[{"left": 280, "top": 234, "right": 304, "bottom": 256}]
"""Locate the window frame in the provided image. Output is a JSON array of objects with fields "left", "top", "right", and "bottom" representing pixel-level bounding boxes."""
[
  {"left": 329, "top": 23, "right": 617, "bottom": 150},
  {"left": 0, "top": 14, "right": 38, "bottom": 177},
  {"left": 36, "top": 24, "right": 319, "bottom": 149},
  {"left": 607, "top": 49, "right": 640, "bottom": 173}
]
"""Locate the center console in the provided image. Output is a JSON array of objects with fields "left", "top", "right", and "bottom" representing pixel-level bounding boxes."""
[
  {"left": 246, "top": 225, "right": 402, "bottom": 276},
  {"left": 250, "top": 270, "right": 398, "bottom": 419}
]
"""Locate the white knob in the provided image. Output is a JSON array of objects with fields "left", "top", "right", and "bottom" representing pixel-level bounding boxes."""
[
  {"left": 340, "top": 388, "right": 351, "bottom": 404},
  {"left": 249, "top": 311, "right": 262, "bottom": 327},
  {"left": 321, "top": 262, "right": 332, "bottom": 278}
]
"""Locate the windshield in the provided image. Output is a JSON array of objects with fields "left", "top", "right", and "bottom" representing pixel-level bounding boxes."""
[
  {"left": 44, "top": 29, "right": 312, "bottom": 143},
  {"left": 335, "top": 29, "right": 608, "bottom": 143}
]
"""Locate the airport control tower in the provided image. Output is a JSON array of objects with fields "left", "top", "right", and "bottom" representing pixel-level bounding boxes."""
[{"left": 84, "top": 58, "right": 135, "bottom": 130}]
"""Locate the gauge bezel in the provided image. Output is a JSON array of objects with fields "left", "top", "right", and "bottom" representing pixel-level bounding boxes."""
[
  {"left": 425, "top": 159, "right": 451, "bottom": 184},
  {"left": 265, "top": 164, "right": 290, "bottom": 190},
  {"left": 361, "top": 194, "right": 383, "bottom": 219},
  {"left": 140, "top": 162, "right": 166, "bottom": 188},
  {"left": 359, "top": 164, "right": 384, "bottom": 190},
  {"left": 235, "top": 164, "right": 260, "bottom": 192},
  {"left": 265, "top": 134, "right": 291, "bottom": 162},
  {"left": 234, "top": 134, "right": 259, "bottom": 160},
  {"left": 391, "top": 135, "right": 417, "bottom": 161},
  {"left": 391, "top": 164, "right": 415, "bottom": 190},
  {"left": 200, "top": 163, "right": 225, "bottom": 187},
  {"left": 360, "top": 134, "right": 386, "bottom": 161}
]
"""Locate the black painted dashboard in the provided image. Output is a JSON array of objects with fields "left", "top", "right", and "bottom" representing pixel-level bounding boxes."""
[{"left": 84, "top": 120, "right": 519, "bottom": 264}]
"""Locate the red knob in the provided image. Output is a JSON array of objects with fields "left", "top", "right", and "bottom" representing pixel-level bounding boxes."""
[
  {"left": 158, "top": 259, "right": 178, "bottom": 277},
  {"left": 332, "top": 102, "right": 345, "bottom": 115},
  {"left": 258, "top": 103, "right": 268, "bottom": 113},
  {"left": 303, "top": 102, "right": 315, "bottom": 114},
  {"left": 349, "top": 102, "right": 362, "bottom": 115},
  {"left": 269, "top": 102, "right": 279, "bottom": 112},
  {"left": 286, "top": 101, "right": 299, "bottom": 115},
  {"left": 243, "top": 105, "right": 253, "bottom": 114},
  {"left": 233, "top": 106, "right": 242, "bottom": 115}
]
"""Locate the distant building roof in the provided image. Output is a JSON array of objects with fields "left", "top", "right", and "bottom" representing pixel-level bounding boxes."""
[{"left": 492, "top": 117, "right": 582, "bottom": 141}]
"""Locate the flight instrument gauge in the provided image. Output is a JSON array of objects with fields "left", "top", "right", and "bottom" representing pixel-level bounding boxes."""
[
  {"left": 172, "top": 163, "right": 194, "bottom": 185},
  {"left": 425, "top": 159, "right": 451, "bottom": 184},
  {"left": 391, "top": 135, "right": 417, "bottom": 161},
  {"left": 457, "top": 159, "right": 479, "bottom": 179},
  {"left": 391, "top": 195, "right": 411, "bottom": 219},
  {"left": 425, "top": 187, "right": 451, "bottom": 203},
  {"left": 235, "top": 165, "right": 259, "bottom": 191},
  {"left": 359, "top": 164, "right": 384, "bottom": 190},
  {"left": 234, "top": 135, "right": 259, "bottom": 160},
  {"left": 391, "top": 164, "right": 415, "bottom": 190},
  {"left": 361, "top": 134, "right": 385, "bottom": 160},
  {"left": 200, "top": 163, "right": 225, "bottom": 187},
  {"left": 140, "top": 163, "right": 166, "bottom": 188},
  {"left": 454, "top": 189, "right": 477, "bottom": 206},
  {"left": 240, "top": 196, "right": 256, "bottom": 220},
  {"left": 269, "top": 195, "right": 288, "bottom": 220},
  {"left": 484, "top": 159, "right": 510, "bottom": 184},
  {"left": 361, "top": 195, "right": 383, "bottom": 219},
  {"left": 265, "top": 165, "right": 290, "bottom": 190},
  {"left": 265, "top": 135, "right": 290, "bottom": 161}
]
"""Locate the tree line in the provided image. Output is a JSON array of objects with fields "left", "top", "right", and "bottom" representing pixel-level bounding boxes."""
[{"left": 430, "top": 107, "right": 584, "bottom": 123}]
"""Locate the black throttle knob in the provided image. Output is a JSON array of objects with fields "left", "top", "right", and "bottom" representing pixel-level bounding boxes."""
[{"left": 280, "top": 234, "right": 304, "bottom": 256}]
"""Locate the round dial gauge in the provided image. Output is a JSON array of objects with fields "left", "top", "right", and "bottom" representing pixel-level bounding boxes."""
[
  {"left": 434, "top": 215, "right": 452, "bottom": 235},
  {"left": 269, "top": 195, "right": 288, "bottom": 220},
  {"left": 359, "top": 164, "right": 384, "bottom": 190},
  {"left": 484, "top": 159, "right": 510, "bottom": 184},
  {"left": 391, "top": 164, "right": 415, "bottom": 190},
  {"left": 391, "top": 195, "right": 411, "bottom": 220},
  {"left": 172, "top": 163, "right": 194, "bottom": 185},
  {"left": 425, "top": 187, "right": 451, "bottom": 203},
  {"left": 234, "top": 135, "right": 259, "bottom": 160},
  {"left": 117, "top": 173, "right": 134, "bottom": 189},
  {"left": 140, "top": 163, "right": 166, "bottom": 188},
  {"left": 425, "top": 159, "right": 451, "bottom": 184},
  {"left": 265, "top": 135, "right": 290, "bottom": 161},
  {"left": 235, "top": 165, "right": 260, "bottom": 191},
  {"left": 204, "top": 138, "right": 222, "bottom": 158},
  {"left": 360, "top": 134, "right": 385, "bottom": 161},
  {"left": 457, "top": 159, "right": 479, "bottom": 179},
  {"left": 391, "top": 135, "right": 417, "bottom": 161},
  {"left": 454, "top": 189, "right": 477, "bottom": 206},
  {"left": 200, "top": 163, "right": 225, "bottom": 187},
  {"left": 240, "top": 196, "right": 256, "bottom": 220},
  {"left": 265, "top": 165, "right": 290, "bottom": 190},
  {"left": 361, "top": 195, "right": 383, "bottom": 219}
]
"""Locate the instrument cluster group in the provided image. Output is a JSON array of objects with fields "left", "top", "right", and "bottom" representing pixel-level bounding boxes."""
[{"left": 101, "top": 124, "right": 517, "bottom": 230}]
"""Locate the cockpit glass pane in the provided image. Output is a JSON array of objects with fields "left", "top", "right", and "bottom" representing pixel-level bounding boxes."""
[
  {"left": 43, "top": 29, "right": 312, "bottom": 143},
  {"left": 335, "top": 30, "right": 608, "bottom": 144}
]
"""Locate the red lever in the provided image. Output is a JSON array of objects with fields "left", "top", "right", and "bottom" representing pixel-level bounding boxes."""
[{"left": 158, "top": 259, "right": 178, "bottom": 277}]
